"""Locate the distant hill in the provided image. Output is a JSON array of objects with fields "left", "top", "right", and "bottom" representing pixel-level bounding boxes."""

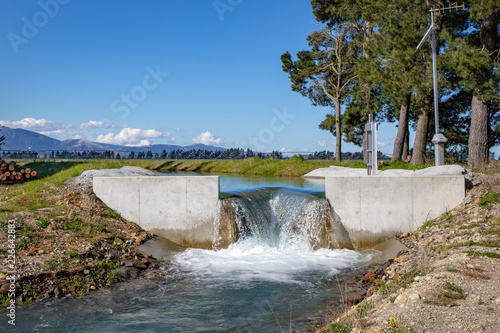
[
  {"left": 0, "top": 126, "right": 61, "bottom": 151},
  {"left": 0, "top": 126, "right": 226, "bottom": 154}
]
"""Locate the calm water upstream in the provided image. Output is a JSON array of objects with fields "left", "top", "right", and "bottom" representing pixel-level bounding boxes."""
[{"left": 2, "top": 174, "right": 373, "bottom": 332}]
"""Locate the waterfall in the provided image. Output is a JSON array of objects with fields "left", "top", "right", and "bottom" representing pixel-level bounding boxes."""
[{"left": 213, "top": 188, "right": 353, "bottom": 250}]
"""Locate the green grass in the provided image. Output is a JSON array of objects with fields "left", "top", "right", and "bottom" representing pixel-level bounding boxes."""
[
  {"left": 102, "top": 209, "right": 121, "bottom": 219},
  {"left": 482, "top": 252, "right": 500, "bottom": 259},
  {"left": 0, "top": 160, "right": 163, "bottom": 213},
  {"left": 378, "top": 159, "right": 428, "bottom": 171},
  {"left": 478, "top": 191, "right": 500, "bottom": 209},
  {"left": 356, "top": 300, "right": 374, "bottom": 319},
  {"left": 155, "top": 157, "right": 366, "bottom": 177},
  {"left": 35, "top": 217, "right": 50, "bottom": 228},
  {"left": 442, "top": 281, "right": 467, "bottom": 300},
  {"left": 16, "top": 238, "right": 32, "bottom": 250},
  {"left": 323, "top": 322, "right": 351, "bottom": 333}
]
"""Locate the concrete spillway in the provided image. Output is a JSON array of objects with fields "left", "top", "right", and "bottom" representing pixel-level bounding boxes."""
[{"left": 93, "top": 174, "right": 465, "bottom": 249}]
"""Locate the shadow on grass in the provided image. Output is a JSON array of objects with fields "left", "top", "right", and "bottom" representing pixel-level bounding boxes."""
[{"left": 22, "top": 161, "right": 82, "bottom": 179}]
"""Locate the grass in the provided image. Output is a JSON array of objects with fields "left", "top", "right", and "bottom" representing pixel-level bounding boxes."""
[
  {"left": 378, "top": 268, "right": 425, "bottom": 297},
  {"left": 356, "top": 300, "right": 374, "bottom": 319},
  {"left": 323, "top": 322, "right": 351, "bottom": 333},
  {"left": 378, "top": 159, "right": 427, "bottom": 171},
  {"left": 478, "top": 191, "right": 500, "bottom": 209},
  {"left": 155, "top": 157, "right": 367, "bottom": 177},
  {"left": 0, "top": 159, "right": 163, "bottom": 213},
  {"left": 35, "top": 217, "right": 50, "bottom": 228},
  {"left": 442, "top": 281, "right": 467, "bottom": 300}
]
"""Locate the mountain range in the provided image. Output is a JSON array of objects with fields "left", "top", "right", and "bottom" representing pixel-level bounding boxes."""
[{"left": 0, "top": 126, "right": 226, "bottom": 154}]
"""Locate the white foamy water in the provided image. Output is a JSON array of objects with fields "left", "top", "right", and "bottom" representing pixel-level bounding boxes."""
[{"left": 171, "top": 238, "right": 371, "bottom": 286}]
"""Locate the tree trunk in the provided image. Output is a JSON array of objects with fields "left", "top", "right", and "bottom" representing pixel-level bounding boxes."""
[
  {"left": 402, "top": 129, "right": 410, "bottom": 162},
  {"left": 468, "top": 95, "right": 489, "bottom": 168},
  {"left": 412, "top": 109, "right": 430, "bottom": 164},
  {"left": 392, "top": 94, "right": 411, "bottom": 161},
  {"left": 335, "top": 100, "right": 342, "bottom": 162},
  {"left": 468, "top": 11, "right": 497, "bottom": 168}
]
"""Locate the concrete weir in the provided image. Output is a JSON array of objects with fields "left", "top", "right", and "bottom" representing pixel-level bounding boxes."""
[
  {"left": 93, "top": 173, "right": 465, "bottom": 250},
  {"left": 326, "top": 175, "right": 465, "bottom": 248},
  {"left": 93, "top": 176, "right": 219, "bottom": 248}
]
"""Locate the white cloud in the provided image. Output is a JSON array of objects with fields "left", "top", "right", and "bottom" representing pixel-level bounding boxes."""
[
  {"left": 78, "top": 120, "right": 125, "bottom": 129},
  {"left": 0, "top": 117, "right": 71, "bottom": 132},
  {"left": 192, "top": 131, "right": 223, "bottom": 145},
  {"left": 316, "top": 140, "right": 333, "bottom": 147},
  {"left": 96, "top": 128, "right": 170, "bottom": 146},
  {"left": 280, "top": 147, "right": 292, "bottom": 152},
  {"left": 378, "top": 141, "right": 387, "bottom": 147}
]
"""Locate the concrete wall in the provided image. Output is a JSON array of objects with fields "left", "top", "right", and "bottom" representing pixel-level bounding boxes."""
[
  {"left": 326, "top": 176, "right": 465, "bottom": 248},
  {"left": 93, "top": 176, "right": 220, "bottom": 248}
]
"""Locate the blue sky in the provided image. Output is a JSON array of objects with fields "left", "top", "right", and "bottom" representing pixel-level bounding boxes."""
[{"left": 1, "top": 0, "right": 418, "bottom": 155}]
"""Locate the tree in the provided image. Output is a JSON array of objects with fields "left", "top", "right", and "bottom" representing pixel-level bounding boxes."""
[
  {"left": 0, "top": 128, "right": 5, "bottom": 151},
  {"left": 282, "top": 23, "right": 360, "bottom": 161},
  {"left": 441, "top": 1, "right": 499, "bottom": 167},
  {"left": 312, "top": 0, "right": 383, "bottom": 162}
]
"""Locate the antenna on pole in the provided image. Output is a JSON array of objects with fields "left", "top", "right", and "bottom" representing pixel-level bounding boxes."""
[{"left": 416, "top": 2, "right": 465, "bottom": 166}]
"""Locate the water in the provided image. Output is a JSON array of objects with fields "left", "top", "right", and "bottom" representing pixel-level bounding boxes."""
[
  {"left": 8, "top": 246, "right": 370, "bottom": 332},
  {"left": 159, "top": 172, "right": 326, "bottom": 194},
  {"left": 2, "top": 174, "right": 373, "bottom": 332}
]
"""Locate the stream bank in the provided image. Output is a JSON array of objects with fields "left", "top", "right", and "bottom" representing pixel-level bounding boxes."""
[{"left": 318, "top": 173, "right": 500, "bottom": 333}]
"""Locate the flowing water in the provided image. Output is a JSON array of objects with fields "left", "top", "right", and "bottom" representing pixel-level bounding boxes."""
[{"left": 2, "top": 175, "right": 373, "bottom": 332}]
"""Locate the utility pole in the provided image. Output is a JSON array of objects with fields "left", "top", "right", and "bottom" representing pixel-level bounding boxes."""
[{"left": 416, "top": 3, "right": 465, "bottom": 166}]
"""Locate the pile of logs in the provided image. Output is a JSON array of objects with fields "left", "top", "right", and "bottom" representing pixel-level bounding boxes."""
[{"left": 0, "top": 160, "right": 37, "bottom": 183}]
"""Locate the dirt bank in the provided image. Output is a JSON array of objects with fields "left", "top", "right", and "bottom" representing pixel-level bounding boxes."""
[
  {"left": 0, "top": 177, "right": 161, "bottom": 306},
  {"left": 319, "top": 173, "right": 500, "bottom": 333}
]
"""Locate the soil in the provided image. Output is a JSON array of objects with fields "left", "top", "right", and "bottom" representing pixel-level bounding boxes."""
[
  {"left": 0, "top": 177, "right": 160, "bottom": 305},
  {"left": 317, "top": 173, "right": 500, "bottom": 333}
]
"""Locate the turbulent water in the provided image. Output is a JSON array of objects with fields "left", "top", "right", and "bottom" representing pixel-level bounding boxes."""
[{"left": 2, "top": 186, "right": 372, "bottom": 332}]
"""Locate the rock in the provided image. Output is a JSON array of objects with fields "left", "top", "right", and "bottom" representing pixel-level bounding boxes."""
[
  {"left": 494, "top": 297, "right": 500, "bottom": 305},
  {"left": 414, "top": 276, "right": 424, "bottom": 282},
  {"left": 125, "top": 267, "right": 139, "bottom": 278},
  {"left": 394, "top": 294, "right": 407, "bottom": 304},
  {"left": 83, "top": 269, "right": 91, "bottom": 275},
  {"left": 409, "top": 293, "right": 421, "bottom": 301},
  {"left": 0, "top": 283, "right": 10, "bottom": 294},
  {"left": 367, "top": 286, "right": 377, "bottom": 297},
  {"left": 54, "top": 286, "right": 64, "bottom": 298},
  {"left": 111, "top": 269, "right": 129, "bottom": 279},
  {"left": 71, "top": 166, "right": 157, "bottom": 192},
  {"left": 462, "top": 195, "right": 472, "bottom": 206},
  {"left": 131, "top": 259, "right": 147, "bottom": 269},
  {"left": 134, "top": 236, "right": 146, "bottom": 245},
  {"left": 468, "top": 294, "right": 481, "bottom": 304},
  {"left": 106, "top": 249, "right": 122, "bottom": 260},
  {"left": 0, "top": 273, "right": 5, "bottom": 280},
  {"left": 341, "top": 294, "right": 363, "bottom": 305},
  {"left": 363, "top": 271, "right": 377, "bottom": 283},
  {"left": 389, "top": 272, "right": 399, "bottom": 280},
  {"left": 123, "top": 261, "right": 135, "bottom": 267}
]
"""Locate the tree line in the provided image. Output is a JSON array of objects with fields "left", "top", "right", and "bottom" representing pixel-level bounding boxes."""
[
  {"left": 0, "top": 148, "right": 390, "bottom": 161},
  {"left": 281, "top": 0, "right": 499, "bottom": 167}
]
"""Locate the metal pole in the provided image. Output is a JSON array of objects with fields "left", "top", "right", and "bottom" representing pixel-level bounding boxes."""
[{"left": 431, "top": 11, "right": 439, "bottom": 135}]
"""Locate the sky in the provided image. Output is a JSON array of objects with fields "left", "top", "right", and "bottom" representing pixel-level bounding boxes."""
[{"left": 0, "top": 0, "right": 451, "bottom": 156}]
